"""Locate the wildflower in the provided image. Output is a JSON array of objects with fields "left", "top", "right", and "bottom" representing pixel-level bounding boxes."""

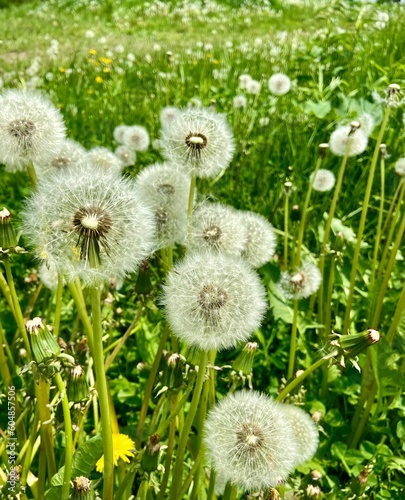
[
  {"left": 246, "top": 79, "right": 261, "bottom": 95},
  {"left": 233, "top": 95, "right": 247, "bottom": 109},
  {"left": 329, "top": 123, "right": 368, "bottom": 157},
  {"left": 36, "top": 138, "right": 86, "bottom": 178},
  {"left": 114, "top": 145, "right": 136, "bottom": 167},
  {"left": 358, "top": 113, "right": 375, "bottom": 136},
  {"left": 279, "top": 404, "right": 319, "bottom": 467},
  {"left": 23, "top": 170, "right": 155, "bottom": 286},
  {"left": 85, "top": 30, "right": 95, "bottom": 39},
  {"left": 241, "top": 211, "right": 277, "bottom": 268},
  {"left": 0, "top": 89, "right": 66, "bottom": 170},
  {"left": 122, "top": 125, "right": 150, "bottom": 152},
  {"left": 160, "top": 108, "right": 235, "bottom": 178},
  {"left": 278, "top": 262, "right": 322, "bottom": 299},
  {"left": 163, "top": 252, "right": 266, "bottom": 351},
  {"left": 95, "top": 76, "right": 103, "bottom": 83},
  {"left": 96, "top": 433, "right": 135, "bottom": 472},
  {"left": 0, "top": 207, "right": 17, "bottom": 250},
  {"left": 26, "top": 317, "right": 60, "bottom": 364},
  {"left": 113, "top": 124, "right": 128, "bottom": 143},
  {"left": 204, "top": 391, "right": 298, "bottom": 491},
  {"left": 395, "top": 158, "right": 405, "bottom": 176},
  {"left": 268, "top": 73, "right": 291, "bottom": 96},
  {"left": 86, "top": 146, "right": 123, "bottom": 174},
  {"left": 259, "top": 117, "right": 270, "bottom": 127},
  {"left": 160, "top": 106, "right": 180, "bottom": 129},
  {"left": 238, "top": 73, "right": 252, "bottom": 89},
  {"left": 311, "top": 169, "right": 336, "bottom": 192}
]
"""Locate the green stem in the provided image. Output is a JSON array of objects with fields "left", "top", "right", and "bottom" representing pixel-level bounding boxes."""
[
  {"left": 0, "top": 269, "right": 16, "bottom": 316},
  {"left": 136, "top": 327, "right": 169, "bottom": 447},
  {"left": 223, "top": 482, "right": 238, "bottom": 500},
  {"left": 349, "top": 383, "right": 377, "bottom": 449},
  {"left": 67, "top": 280, "right": 94, "bottom": 352},
  {"left": 382, "top": 177, "right": 404, "bottom": 235},
  {"left": 287, "top": 300, "right": 299, "bottom": 379},
  {"left": 157, "top": 396, "right": 177, "bottom": 500},
  {"left": 343, "top": 106, "right": 391, "bottom": 334},
  {"left": 370, "top": 155, "right": 385, "bottom": 289},
  {"left": 53, "top": 275, "right": 63, "bottom": 339},
  {"left": 36, "top": 378, "right": 57, "bottom": 479},
  {"left": 188, "top": 175, "right": 197, "bottom": 220},
  {"left": 21, "top": 409, "right": 40, "bottom": 491},
  {"left": 90, "top": 286, "right": 114, "bottom": 500},
  {"left": 207, "top": 469, "right": 216, "bottom": 500},
  {"left": 170, "top": 351, "right": 208, "bottom": 500},
  {"left": 26, "top": 159, "right": 38, "bottom": 189},
  {"left": 276, "top": 351, "right": 337, "bottom": 402},
  {"left": 136, "top": 479, "right": 149, "bottom": 500},
  {"left": 54, "top": 373, "right": 73, "bottom": 500},
  {"left": 283, "top": 193, "right": 289, "bottom": 271},
  {"left": 178, "top": 449, "right": 204, "bottom": 499}
]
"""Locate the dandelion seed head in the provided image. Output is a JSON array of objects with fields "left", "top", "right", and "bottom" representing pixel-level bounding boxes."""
[
  {"left": 329, "top": 125, "right": 368, "bottom": 157},
  {"left": 86, "top": 147, "right": 123, "bottom": 174},
  {"left": 233, "top": 95, "right": 247, "bottom": 109},
  {"left": 38, "top": 261, "right": 59, "bottom": 290},
  {"left": 241, "top": 211, "right": 277, "bottom": 268},
  {"left": 395, "top": 158, "right": 405, "bottom": 176},
  {"left": 239, "top": 74, "right": 252, "bottom": 89},
  {"left": 163, "top": 252, "right": 266, "bottom": 351},
  {"left": 113, "top": 124, "right": 128, "bottom": 143},
  {"left": 311, "top": 169, "right": 336, "bottom": 192},
  {"left": 114, "top": 145, "right": 136, "bottom": 167},
  {"left": 204, "top": 391, "right": 299, "bottom": 491},
  {"left": 160, "top": 106, "right": 180, "bottom": 129},
  {"left": 122, "top": 125, "right": 150, "bottom": 151},
  {"left": 268, "top": 73, "right": 291, "bottom": 96},
  {"left": 278, "top": 262, "right": 322, "bottom": 299},
  {"left": 36, "top": 138, "right": 86, "bottom": 178}
]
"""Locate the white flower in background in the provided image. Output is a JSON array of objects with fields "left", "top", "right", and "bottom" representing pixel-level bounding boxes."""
[
  {"left": 241, "top": 211, "right": 277, "bottom": 268},
  {"left": 375, "top": 11, "right": 389, "bottom": 29},
  {"left": 115, "top": 44, "right": 125, "bottom": 54},
  {"left": 160, "top": 107, "right": 235, "bottom": 178},
  {"left": 268, "top": 73, "right": 291, "bottom": 96},
  {"left": 0, "top": 89, "right": 66, "bottom": 170},
  {"left": 114, "top": 145, "right": 136, "bottom": 167},
  {"left": 311, "top": 169, "right": 336, "bottom": 192},
  {"left": 358, "top": 113, "right": 375, "bottom": 136},
  {"left": 45, "top": 72, "right": 54, "bottom": 81},
  {"left": 86, "top": 147, "right": 123, "bottom": 174},
  {"left": 259, "top": 117, "right": 270, "bottom": 126},
  {"left": 204, "top": 391, "right": 299, "bottom": 490},
  {"left": 38, "top": 261, "right": 59, "bottom": 290},
  {"left": 37, "top": 138, "right": 86, "bottom": 178},
  {"left": 239, "top": 73, "right": 252, "bottom": 89},
  {"left": 122, "top": 125, "right": 150, "bottom": 151},
  {"left": 246, "top": 79, "right": 261, "bottom": 95},
  {"left": 23, "top": 170, "right": 155, "bottom": 286},
  {"left": 85, "top": 30, "right": 95, "bottom": 38},
  {"left": 189, "top": 202, "right": 248, "bottom": 257},
  {"left": 233, "top": 95, "right": 247, "bottom": 109},
  {"left": 160, "top": 106, "right": 181, "bottom": 129},
  {"left": 163, "top": 252, "right": 266, "bottom": 351},
  {"left": 187, "top": 97, "right": 203, "bottom": 108},
  {"left": 278, "top": 262, "right": 322, "bottom": 299},
  {"left": 395, "top": 158, "right": 405, "bottom": 176},
  {"left": 329, "top": 123, "right": 368, "bottom": 157},
  {"left": 113, "top": 124, "right": 128, "bottom": 143}
]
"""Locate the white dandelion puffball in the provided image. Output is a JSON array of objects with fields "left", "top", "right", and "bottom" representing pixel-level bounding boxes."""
[
  {"left": 122, "top": 125, "right": 150, "bottom": 152},
  {"left": 268, "top": 73, "right": 291, "bottom": 96},
  {"left": 241, "top": 211, "right": 277, "bottom": 268},
  {"left": 329, "top": 125, "right": 368, "bottom": 157},
  {"left": 395, "top": 158, "right": 405, "bottom": 176},
  {"left": 113, "top": 124, "right": 128, "bottom": 144},
  {"left": 0, "top": 89, "right": 66, "bottom": 169},
  {"left": 86, "top": 147, "right": 123, "bottom": 174},
  {"left": 278, "top": 262, "right": 322, "bottom": 300},
  {"left": 114, "top": 145, "right": 136, "bottom": 167},
  {"left": 189, "top": 202, "right": 248, "bottom": 257},
  {"left": 163, "top": 252, "right": 267, "bottom": 351},
  {"left": 246, "top": 79, "right": 261, "bottom": 95},
  {"left": 233, "top": 95, "right": 247, "bottom": 109},
  {"left": 23, "top": 170, "right": 155, "bottom": 287},
  {"left": 280, "top": 404, "right": 319, "bottom": 467},
  {"left": 358, "top": 113, "right": 375, "bottom": 136},
  {"left": 160, "top": 107, "right": 235, "bottom": 178},
  {"left": 311, "top": 169, "right": 336, "bottom": 192},
  {"left": 37, "top": 138, "right": 86, "bottom": 178},
  {"left": 152, "top": 204, "right": 188, "bottom": 250},
  {"left": 239, "top": 74, "right": 252, "bottom": 89},
  {"left": 160, "top": 106, "right": 180, "bottom": 129},
  {"left": 204, "top": 391, "right": 299, "bottom": 491},
  {"left": 38, "top": 261, "right": 59, "bottom": 290}
]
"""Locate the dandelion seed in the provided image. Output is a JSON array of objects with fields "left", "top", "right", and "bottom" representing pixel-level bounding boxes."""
[
  {"left": 163, "top": 252, "right": 266, "bottom": 351},
  {"left": 36, "top": 138, "right": 86, "bottom": 178},
  {"left": 395, "top": 158, "right": 405, "bottom": 176},
  {"left": 122, "top": 125, "right": 150, "bottom": 152},
  {"left": 233, "top": 95, "right": 247, "bottom": 109},
  {"left": 239, "top": 74, "right": 252, "bottom": 89},
  {"left": 113, "top": 124, "right": 128, "bottom": 143},
  {"left": 160, "top": 108, "right": 235, "bottom": 178},
  {"left": 23, "top": 170, "right": 155, "bottom": 286},
  {"left": 311, "top": 169, "right": 336, "bottom": 192},
  {"left": 246, "top": 79, "right": 261, "bottom": 95},
  {"left": 114, "top": 145, "right": 136, "bottom": 167},
  {"left": 241, "top": 211, "right": 277, "bottom": 268},
  {"left": 268, "top": 73, "right": 291, "bottom": 96},
  {"left": 204, "top": 391, "right": 299, "bottom": 491},
  {"left": 38, "top": 261, "right": 59, "bottom": 290},
  {"left": 189, "top": 202, "right": 247, "bottom": 257},
  {"left": 0, "top": 89, "right": 66, "bottom": 170},
  {"left": 160, "top": 106, "right": 180, "bottom": 129},
  {"left": 278, "top": 262, "right": 322, "bottom": 299},
  {"left": 329, "top": 124, "right": 368, "bottom": 157}
]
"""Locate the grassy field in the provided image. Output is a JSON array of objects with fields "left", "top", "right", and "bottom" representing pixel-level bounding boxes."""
[{"left": 1, "top": 0, "right": 405, "bottom": 499}]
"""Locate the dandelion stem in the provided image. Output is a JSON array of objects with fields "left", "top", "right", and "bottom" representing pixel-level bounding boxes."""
[
  {"left": 283, "top": 192, "right": 289, "bottom": 271},
  {"left": 178, "top": 448, "right": 204, "bottom": 499},
  {"left": 170, "top": 351, "right": 208, "bottom": 499},
  {"left": 223, "top": 481, "right": 238, "bottom": 500},
  {"left": 157, "top": 396, "right": 178, "bottom": 500},
  {"left": 26, "top": 159, "right": 38, "bottom": 189},
  {"left": 0, "top": 269, "right": 16, "bottom": 317},
  {"left": 188, "top": 174, "right": 197, "bottom": 220},
  {"left": 53, "top": 274, "right": 63, "bottom": 340},
  {"left": 287, "top": 300, "right": 299, "bottom": 379},
  {"left": 370, "top": 154, "right": 385, "bottom": 289},
  {"left": 90, "top": 286, "right": 114, "bottom": 500},
  {"left": 67, "top": 280, "right": 94, "bottom": 352},
  {"left": 343, "top": 106, "right": 391, "bottom": 334},
  {"left": 382, "top": 177, "right": 404, "bottom": 236},
  {"left": 54, "top": 372, "right": 73, "bottom": 500}
]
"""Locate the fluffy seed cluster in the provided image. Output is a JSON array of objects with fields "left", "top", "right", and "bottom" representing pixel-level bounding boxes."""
[
  {"left": 114, "top": 145, "right": 136, "bottom": 167},
  {"left": 23, "top": 170, "right": 155, "bottom": 286},
  {"left": 395, "top": 158, "right": 405, "bottom": 176},
  {"left": 268, "top": 73, "right": 291, "bottom": 96},
  {"left": 278, "top": 262, "right": 322, "bottom": 299},
  {"left": 311, "top": 169, "right": 336, "bottom": 192},
  {"left": 329, "top": 125, "right": 368, "bottom": 157},
  {"left": 160, "top": 106, "right": 180, "bottom": 129},
  {"left": 0, "top": 89, "right": 66, "bottom": 170},
  {"left": 241, "top": 211, "right": 277, "bottom": 268},
  {"left": 122, "top": 125, "right": 150, "bottom": 151},
  {"left": 189, "top": 202, "right": 247, "bottom": 257},
  {"left": 163, "top": 252, "right": 267, "bottom": 351},
  {"left": 86, "top": 147, "right": 123, "bottom": 174},
  {"left": 134, "top": 162, "right": 190, "bottom": 249},
  {"left": 204, "top": 391, "right": 318, "bottom": 491},
  {"left": 160, "top": 108, "right": 235, "bottom": 178},
  {"left": 37, "top": 138, "right": 86, "bottom": 178},
  {"left": 233, "top": 95, "right": 247, "bottom": 109}
]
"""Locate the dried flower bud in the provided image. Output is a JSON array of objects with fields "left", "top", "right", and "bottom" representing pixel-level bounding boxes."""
[
  {"left": 291, "top": 204, "right": 301, "bottom": 222},
  {"left": 380, "top": 143, "right": 388, "bottom": 158},
  {"left": 141, "top": 434, "right": 161, "bottom": 472},
  {"left": 318, "top": 143, "right": 329, "bottom": 159},
  {"left": 26, "top": 317, "right": 60, "bottom": 364},
  {"left": 161, "top": 352, "right": 184, "bottom": 390},
  {"left": 311, "top": 470, "right": 322, "bottom": 481},
  {"left": 284, "top": 181, "right": 293, "bottom": 194},
  {"left": 72, "top": 476, "right": 94, "bottom": 499},
  {"left": 0, "top": 207, "right": 17, "bottom": 250},
  {"left": 233, "top": 341, "right": 259, "bottom": 375},
  {"left": 306, "top": 484, "right": 321, "bottom": 498},
  {"left": 67, "top": 365, "right": 89, "bottom": 403}
]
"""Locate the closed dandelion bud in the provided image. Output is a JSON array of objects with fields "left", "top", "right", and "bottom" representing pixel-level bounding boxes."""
[
  {"left": 284, "top": 181, "right": 293, "bottom": 194},
  {"left": 161, "top": 352, "right": 184, "bottom": 390},
  {"left": 67, "top": 365, "right": 89, "bottom": 403},
  {"left": 141, "top": 434, "right": 161, "bottom": 472},
  {"left": 291, "top": 204, "right": 301, "bottom": 222},
  {"left": 336, "top": 328, "right": 380, "bottom": 359},
  {"left": 26, "top": 317, "right": 60, "bottom": 364},
  {"left": 72, "top": 476, "right": 94, "bottom": 500},
  {"left": 387, "top": 83, "right": 401, "bottom": 107},
  {"left": 0, "top": 207, "right": 17, "bottom": 250},
  {"left": 311, "top": 470, "right": 322, "bottom": 481},
  {"left": 379, "top": 143, "right": 388, "bottom": 159},
  {"left": 233, "top": 341, "right": 258, "bottom": 375},
  {"left": 135, "top": 260, "right": 153, "bottom": 295},
  {"left": 318, "top": 143, "right": 329, "bottom": 159}
]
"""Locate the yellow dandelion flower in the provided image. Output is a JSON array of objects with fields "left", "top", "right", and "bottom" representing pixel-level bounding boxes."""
[
  {"left": 96, "top": 434, "right": 136, "bottom": 472},
  {"left": 87, "top": 89, "right": 94, "bottom": 95},
  {"left": 99, "top": 57, "right": 112, "bottom": 65},
  {"left": 59, "top": 67, "right": 66, "bottom": 73},
  {"left": 89, "top": 49, "right": 97, "bottom": 55},
  {"left": 213, "top": 59, "right": 219, "bottom": 65},
  {"left": 95, "top": 76, "right": 103, "bottom": 83},
  {"left": 103, "top": 67, "right": 110, "bottom": 73}
]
